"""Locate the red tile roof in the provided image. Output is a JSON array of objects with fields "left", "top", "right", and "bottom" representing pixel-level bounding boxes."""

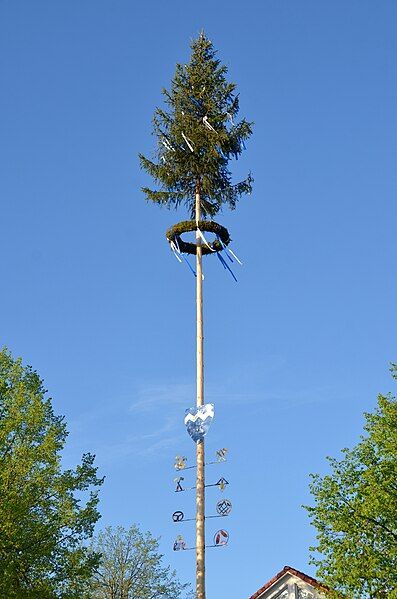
[{"left": 249, "top": 565, "right": 328, "bottom": 599}]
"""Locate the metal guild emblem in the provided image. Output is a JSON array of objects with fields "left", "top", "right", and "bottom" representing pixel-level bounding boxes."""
[
  {"left": 173, "top": 535, "right": 187, "bottom": 551},
  {"left": 216, "top": 477, "right": 229, "bottom": 492},
  {"left": 174, "top": 456, "right": 187, "bottom": 470},
  {"left": 216, "top": 448, "right": 228, "bottom": 462},
  {"left": 184, "top": 404, "right": 214, "bottom": 442},
  {"left": 214, "top": 529, "right": 229, "bottom": 546},
  {"left": 174, "top": 476, "right": 184, "bottom": 492},
  {"left": 216, "top": 498, "right": 232, "bottom": 516},
  {"left": 172, "top": 511, "right": 184, "bottom": 522}
]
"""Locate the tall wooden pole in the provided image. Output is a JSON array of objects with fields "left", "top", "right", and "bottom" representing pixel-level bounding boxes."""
[{"left": 195, "top": 185, "right": 206, "bottom": 599}]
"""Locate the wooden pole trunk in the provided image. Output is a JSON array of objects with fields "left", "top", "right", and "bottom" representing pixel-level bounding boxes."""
[{"left": 195, "top": 187, "right": 206, "bottom": 599}]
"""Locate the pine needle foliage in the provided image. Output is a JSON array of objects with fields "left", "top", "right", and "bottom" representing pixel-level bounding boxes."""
[{"left": 139, "top": 32, "right": 253, "bottom": 217}]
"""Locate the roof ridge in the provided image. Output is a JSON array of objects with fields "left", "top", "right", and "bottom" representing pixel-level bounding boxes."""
[{"left": 248, "top": 564, "right": 328, "bottom": 599}]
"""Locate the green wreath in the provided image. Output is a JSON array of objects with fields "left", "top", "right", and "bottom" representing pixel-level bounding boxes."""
[{"left": 166, "top": 220, "right": 231, "bottom": 255}]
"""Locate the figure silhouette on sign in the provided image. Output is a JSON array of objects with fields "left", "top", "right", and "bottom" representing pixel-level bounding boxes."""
[
  {"left": 174, "top": 476, "right": 184, "bottom": 492},
  {"left": 173, "top": 535, "right": 187, "bottom": 551}
]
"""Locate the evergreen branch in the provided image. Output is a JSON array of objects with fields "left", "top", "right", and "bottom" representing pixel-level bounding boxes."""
[{"left": 139, "top": 32, "right": 253, "bottom": 216}]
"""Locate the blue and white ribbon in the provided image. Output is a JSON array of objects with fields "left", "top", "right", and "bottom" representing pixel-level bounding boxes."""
[
  {"left": 227, "top": 248, "right": 243, "bottom": 265},
  {"left": 217, "top": 236, "right": 243, "bottom": 265},
  {"left": 169, "top": 239, "right": 196, "bottom": 277}
]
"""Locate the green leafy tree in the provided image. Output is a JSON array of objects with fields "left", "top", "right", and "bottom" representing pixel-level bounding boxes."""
[
  {"left": 305, "top": 364, "right": 397, "bottom": 598},
  {"left": 139, "top": 31, "right": 253, "bottom": 217},
  {"left": 88, "top": 524, "right": 188, "bottom": 599},
  {"left": 0, "top": 348, "right": 103, "bottom": 598}
]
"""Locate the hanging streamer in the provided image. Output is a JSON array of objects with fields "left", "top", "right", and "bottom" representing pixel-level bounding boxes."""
[
  {"left": 222, "top": 248, "right": 234, "bottom": 264},
  {"left": 161, "top": 138, "right": 175, "bottom": 152},
  {"left": 169, "top": 240, "right": 182, "bottom": 263},
  {"left": 169, "top": 238, "right": 196, "bottom": 277},
  {"left": 197, "top": 228, "right": 216, "bottom": 252},
  {"left": 182, "top": 132, "right": 194, "bottom": 153},
  {"left": 217, "top": 252, "right": 238, "bottom": 282},
  {"left": 182, "top": 254, "right": 196, "bottom": 277},
  {"left": 216, "top": 236, "right": 233, "bottom": 263},
  {"left": 216, "top": 146, "right": 228, "bottom": 160},
  {"left": 190, "top": 96, "right": 202, "bottom": 109},
  {"left": 203, "top": 116, "right": 216, "bottom": 132},
  {"left": 217, "top": 236, "right": 243, "bottom": 265},
  {"left": 227, "top": 248, "right": 243, "bottom": 265},
  {"left": 173, "top": 237, "right": 181, "bottom": 253}
]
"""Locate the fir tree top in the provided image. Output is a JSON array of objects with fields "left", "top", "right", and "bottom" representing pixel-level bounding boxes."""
[{"left": 139, "top": 32, "right": 253, "bottom": 218}]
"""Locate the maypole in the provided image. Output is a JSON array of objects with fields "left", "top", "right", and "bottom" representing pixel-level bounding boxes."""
[
  {"left": 139, "top": 32, "right": 253, "bottom": 598},
  {"left": 195, "top": 184, "right": 205, "bottom": 598}
]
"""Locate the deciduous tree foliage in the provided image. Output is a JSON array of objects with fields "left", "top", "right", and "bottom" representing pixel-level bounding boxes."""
[
  {"left": 306, "top": 364, "right": 397, "bottom": 598},
  {"left": 0, "top": 349, "right": 103, "bottom": 598},
  {"left": 88, "top": 525, "right": 188, "bottom": 599},
  {"left": 139, "top": 32, "right": 253, "bottom": 217}
]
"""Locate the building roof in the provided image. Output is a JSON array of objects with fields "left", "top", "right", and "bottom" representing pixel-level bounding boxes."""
[{"left": 249, "top": 565, "right": 328, "bottom": 599}]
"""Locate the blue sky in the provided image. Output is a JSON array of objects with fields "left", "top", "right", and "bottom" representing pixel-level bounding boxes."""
[{"left": 1, "top": 1, "right": 396, "bottom": 596}]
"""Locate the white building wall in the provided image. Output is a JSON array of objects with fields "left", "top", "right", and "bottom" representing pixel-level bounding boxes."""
[{"left": 257, "top": 573, "right": 325, "bottom": 599}]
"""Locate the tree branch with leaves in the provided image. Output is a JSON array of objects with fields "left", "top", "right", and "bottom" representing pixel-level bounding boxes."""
[
  {"left": 88, "top": 525, "right": 189, "bottom": 599},
  {"left": 0, "top": 348, "right": 103, "bottom": 598},
  {"left": 305, "top": 364, "right": 397, "bottom": 598}
]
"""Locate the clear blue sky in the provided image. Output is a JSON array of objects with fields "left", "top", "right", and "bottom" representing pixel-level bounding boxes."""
[{"left": 1, "top": 1, "right": 396, "bottom": 596}]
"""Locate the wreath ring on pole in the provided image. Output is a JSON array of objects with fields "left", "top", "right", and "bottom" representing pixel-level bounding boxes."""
[{"left": 166, "top": 220, "right": 231, "bottom": 256}]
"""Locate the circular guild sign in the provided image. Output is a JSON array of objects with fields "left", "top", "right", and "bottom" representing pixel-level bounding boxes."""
[
  {"left": 216, "top": 498, "right": 232, "bottom": 516},
  {"left": 214, "top": 529, "right": 229, "bottom": 546},
  {"left": 172, "top": 511, "right": 184, "bottom": 522}
]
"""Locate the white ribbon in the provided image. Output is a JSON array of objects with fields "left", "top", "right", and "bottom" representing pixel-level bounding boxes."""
[
  {"left": 161, "top": 138, "right": 175, "bottom": 152},
  {"left": 203, "top": 116, "right": 216, "bottom": 132},
  {"left": 197, "top": 228, "right": 216, "bottom": 252},
  {"left": 182, "top": 132, "right": 194, "bottom": 153},
  {"left": 226, "top": 112, "right": 235, "bottom": 126},
  {"left": 173, "top": 237, "right": 181, "bottom": 253},
  {"left": 218, "top": 237, "right": 243, "bottom": 265},
  {"left": 228, "top": 248, "right": 243, "bottom": 265},
  {"left": 169, "top": 240, "right": 182, "bottom": 263}
]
